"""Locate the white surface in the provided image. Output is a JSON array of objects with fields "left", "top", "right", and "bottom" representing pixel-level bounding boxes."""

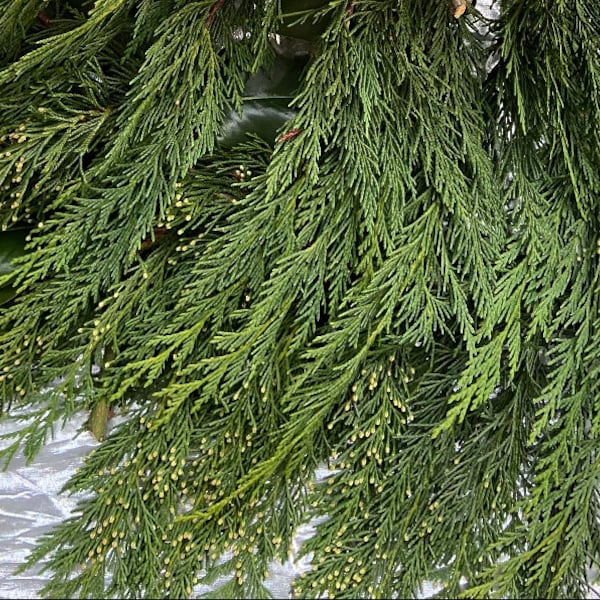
[
  {"left": 0, "top": 410, "right": 302, "bottom": 599},
  {"left": 1, "top": 414, "right": 598, "bottom": 599},
  {"left": 0, "top": 412, "right": 98, "bottom": 599},
  {"left": 0, "top": 414, "right": 437, "bottom": 599}
]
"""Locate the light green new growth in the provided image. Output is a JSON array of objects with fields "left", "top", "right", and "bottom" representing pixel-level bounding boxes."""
[{"left": 0, "top": 0, "right": 599, "bottom": 598}]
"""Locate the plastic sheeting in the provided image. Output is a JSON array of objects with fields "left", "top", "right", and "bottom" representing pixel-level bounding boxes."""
[
  {"left": 1, "top": 420, "right": 599, "bottom": 598},
  {"left": 0, "top": 412, "right": 313, "bottom": 599},
  {"left": 2, "top": 415, "right": 597, "bottom": 599},
  {"left": 0, "top": 412, "right": 444, "bottom": 599},
  {"left": 1, "top": 413, "right": 99, "bottom": 599}
]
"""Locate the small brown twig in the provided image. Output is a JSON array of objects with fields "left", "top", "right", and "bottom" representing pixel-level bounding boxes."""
[
  {"left": 206, "top": 0, "right": 225, "bottom": 29},
  {"left": 140, "top": 227, "right": 168, "bottom": 251},
  {"left": 87, "top": 346, "right": 115, "bottom": 441},
  {"left": 448, "top": 0, "right": 467, "bottom": 18},
  {"left": 36, "top": 11, "right": 51, "bottom": 28},
  {"left": 345, "top": 0, "right": 355, "bottom": 29},
  {"left": 277, "top": 128, "right": 302, "bottom": 144}
]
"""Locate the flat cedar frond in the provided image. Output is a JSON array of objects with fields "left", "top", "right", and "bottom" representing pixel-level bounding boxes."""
[{"left": 1, "top": 0, "right": 600, "bottom": 598}]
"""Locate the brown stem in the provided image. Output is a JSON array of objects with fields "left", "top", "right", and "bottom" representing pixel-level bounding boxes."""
[
  {"left": 36, "top": 12, "right": 51, "bottom": 28},
  {"left": 448, "top": 0, "right": 467, "bottom": 18},
  {"left": 140, "top": 226, "right": 168, "bottom": 251},
  {"left": 88, "top": 399, "right": 109, "bottom": 441},
  {"left": 277, "top": 128, "right": 302, "bottom": 144},
  {"left": 206, "top": 0, "right": 225, "bottom": 29},
  {"left": 88, "top": 346, "right": 115, "bottom": 441},
  {"left": 345, "top": 0, "right": 355, "bottom": 29}
]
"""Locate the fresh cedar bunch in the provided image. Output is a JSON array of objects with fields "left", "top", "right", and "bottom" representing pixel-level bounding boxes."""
[{"left": 1, "top": 1, "right": 600, "bottom": 598}]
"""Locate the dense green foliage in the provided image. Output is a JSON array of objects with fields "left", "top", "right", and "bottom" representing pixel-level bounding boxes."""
[{"left": 1, "top": 0, "right": 599, "bottom": 597}]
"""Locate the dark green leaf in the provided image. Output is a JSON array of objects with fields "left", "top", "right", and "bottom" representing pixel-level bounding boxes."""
[
  {"left": 217, "top": 99, "right": 297, "bottom": 148},
  {"left": 243, "top": 54, "right": 307, "bottom": 99},
  {"left": 278, "top": 0, "right": 331, "bottom": 41},
  {"left": 217, "top": 54, "right": 304, "bottom": 147},
  {"left": 0, "top": 229, "right": 27, "bottom": 306},
  {"left": 0, "top": 229, "right": 27, "bottom": 277}
]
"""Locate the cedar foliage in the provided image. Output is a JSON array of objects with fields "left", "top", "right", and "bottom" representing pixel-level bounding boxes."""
[{"left": 0, "top": 0, "right": 599, "bottom": 598}]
